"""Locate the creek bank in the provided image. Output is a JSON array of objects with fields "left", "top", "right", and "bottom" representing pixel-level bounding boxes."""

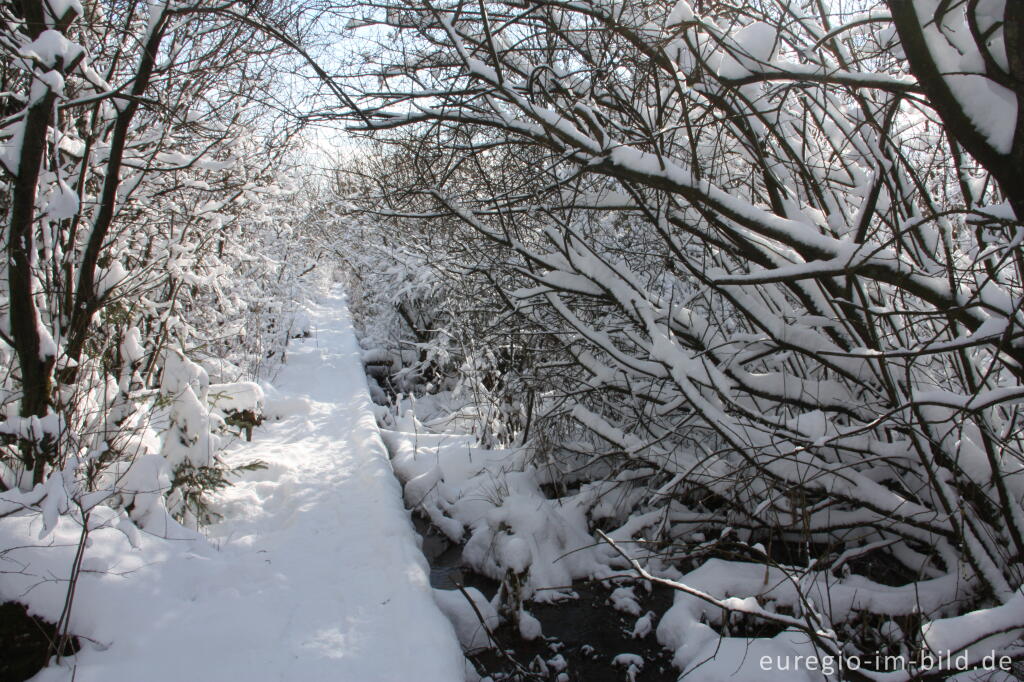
[
  {"left": 0, "top": 601, "right": 79, "bottom": 682},
  {"left": 367, "top": 350, "right": 680, "bottom": 680},
  {"left": 398, "top": 458, "right": 677, "bottom": 681}
]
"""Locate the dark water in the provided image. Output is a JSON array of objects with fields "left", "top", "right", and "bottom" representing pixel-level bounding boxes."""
[{"left": 412, "top": 516, "right": 678, "bottom": 681}]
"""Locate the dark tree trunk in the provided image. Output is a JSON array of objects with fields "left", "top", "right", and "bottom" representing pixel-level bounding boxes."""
[
  {"left": 888, "top": 0, "right": 1024, "bottom": 219},
  {"left": 5, "top": 1, "right": 81, "bottom": 482}
]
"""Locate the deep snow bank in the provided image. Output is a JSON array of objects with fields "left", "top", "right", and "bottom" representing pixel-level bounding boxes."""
[{"left": 2, "top": 289, "right": 464, "bottom": 682}]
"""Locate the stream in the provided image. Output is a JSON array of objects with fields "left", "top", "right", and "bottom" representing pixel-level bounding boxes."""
[
  {"left": 369, "top": 358, "right": 678, "bottom": 680},
  {"left": 411, "top": 513, "right": 678, "bottom": 681}
]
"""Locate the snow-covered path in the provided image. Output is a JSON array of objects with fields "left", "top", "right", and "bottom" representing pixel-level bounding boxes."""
[{"left": 30, "top": 290, "right": 465, "bottom": 681}]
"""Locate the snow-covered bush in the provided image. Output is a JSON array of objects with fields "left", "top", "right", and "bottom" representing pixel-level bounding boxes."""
[
  {"left": 0, "top": 8, "right": 340, "bottom": 660},
  {"left": 324, "top": 148, "right": 545, "bottom": 446}
]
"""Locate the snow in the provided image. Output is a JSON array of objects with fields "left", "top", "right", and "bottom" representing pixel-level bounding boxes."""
[
  {"left": 717, "top": 22, "right": 777, "bottom": 79},
  {"left": 610, "top": 585, "right": 643, "bottom": 615},
  {"left": 612, "top": 653, "right": 644, "bottom": 682},
  {"left": 913, "top": 0, "right": 1018, "bottom": 153},
  {"left": 44, "top": 0, "right": 83, "bottom": 21},
  {"left": 433, "top": 586, "right": 499, "bottom": 651},
  {"left": 922, "top": 588, "right": 1024, "bottom": 666},
  {"left": 517, "top": 608, "right": 543, "bottom": 640},
  {"left": 207, "top": 381, "right": 263, "bottom": 415},
  {"left": 943, "top": 75, "right": 1017, "bottom": 153},
  {"left": 665, "top": 0, "right": 694, "bottom": 26},
  {"left": 7, "top": 289, "right": 465, "bottom": 682},
  {"left": 649, "top": 554, "right": 973, "bottom": 679},
  {"left": 120, "top": 326, "right": 145, "bottom": 364},
  {"left": 631, "top": 611, "right": 654, "bottom": 639},
  {"left": 18, "top": 30, "right": 85, "bottom": 68},
  {"left": 95, "top": 260, "right": 127, "bottom": 298}
]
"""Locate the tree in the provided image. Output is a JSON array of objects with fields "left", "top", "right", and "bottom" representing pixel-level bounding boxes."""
[
  {"left": 339, "top": 0, "right": 1024, "bottom": 672},
  {"left": 0, "top": 0, "right": 318, "bottom": 502}
]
